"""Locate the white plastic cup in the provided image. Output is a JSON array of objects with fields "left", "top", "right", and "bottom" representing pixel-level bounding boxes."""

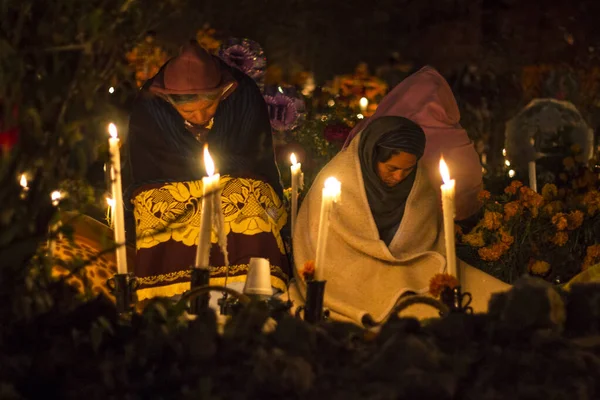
[{"left": 243, "top": 257, "right": 273, "bottom": 297}]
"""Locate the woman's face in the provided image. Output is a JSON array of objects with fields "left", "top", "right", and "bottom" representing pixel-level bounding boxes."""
[
  {"left": 174, "top": 98, "right": 220, "bottom": 126},
  {"left": 376, "top": 151, "right": 417, "bottom": 187}
]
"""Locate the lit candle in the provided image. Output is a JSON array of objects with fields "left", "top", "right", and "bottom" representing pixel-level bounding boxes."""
[
  {"left": 108, "top": 123, "right": 128, "bottom": 275},
  {"left": 19, "top": 174, "right": 28, "bottom": 199},
  {"left": 359, "top": 96, "right": 369, "bottom": 114},
  {"left": 195, "top": 144, "right": 220, "bottom": 269},
  {"left": 314, "top": 177, "right": 341, "bottom": 281},
  {"left": 290, "top": 153, "right": 303, "bottom": 236},
  {"left": 48, "top": 190, "right": 63, "bottom": 257},
  {"left": 439, "top": 158, "right": 458, "bottom": 279}
]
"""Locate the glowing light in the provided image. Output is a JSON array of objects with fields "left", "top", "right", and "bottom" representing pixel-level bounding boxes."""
[
  {"left": 357, "top": 113, "right": 364, "bottom": 119},
  {"left": 278, "top": 86, "right": 284, "bottom": 94},
  {"left": 505, "top": 160, "right": 511, "bottom": 167},
  {"left": 203, "top": 144, "right": 215, "bottom": 177},
  {"left": 19, "top": 174, "right": 27, "bottom": 188},
  {"left": 439, "top": 158, "right": 451, "bottom": 185},
  {"left": 327, "top": 99, "right": 335, "bottom": 107},
  {"left": 290, "top": 153, "right": 298, "bottom": 165},
  {"left": 108, "top": 86, "right": 115, "bottom": 94},
  {"left": 359, "top": 97, "right": 369, "bottom": 109},
  {"left": 323, "top": 177, "right": 341, "bottom": 201},
  {"left": 108, "top": 123, "right": 118, "bottom": 139},
  {"left": 508, "top": 169, "right": 516, "bottom": 178},
  {"left": 51, "top": 190, "right": 63, "bottom": 206},
  {"left": 106, "top": 197, "right": 115, "bottom": 207},
  {"left": 502, "top": 148, "right": 507, "bottom": 156}
]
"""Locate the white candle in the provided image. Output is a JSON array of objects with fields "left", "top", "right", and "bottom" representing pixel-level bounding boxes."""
[
  {"left": 290, "top": 153, "right": 303, "bottom": 236},
  {"left": 359, "top": 97, "right": 369, "bottom": 114},
  {"left": 106, "top": 197, "right": 115, "bottom": 229},
  {"left": 528, "top": 161, "right": 537, "bottom": 192},
  {"left": 108, "top": 123, "right": 128, "bottom": 275},
  {"left": 195, "top": 145, "right": 220, "bottom": 268},
  {"left": 439, "top": 158, "right": 458, "bottom": 279},
  {"left": 314, "top": 177, "right": 341, "bottom": 281}
]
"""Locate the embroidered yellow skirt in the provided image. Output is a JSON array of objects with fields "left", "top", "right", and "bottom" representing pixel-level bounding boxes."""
[{"left": 132, "top": 176, "right": 290, "bottom": 300}]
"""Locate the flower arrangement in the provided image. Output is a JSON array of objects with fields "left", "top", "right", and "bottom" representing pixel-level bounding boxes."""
[{"left": 459, "top": 150, "right": 600, "bottom": 285}]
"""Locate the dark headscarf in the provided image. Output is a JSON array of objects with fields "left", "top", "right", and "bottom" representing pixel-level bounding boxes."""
[{"left": 358, "top": 116, "right": 426, "bottom": 245}]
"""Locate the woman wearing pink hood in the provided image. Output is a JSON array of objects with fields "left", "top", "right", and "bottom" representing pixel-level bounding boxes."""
[{"left": 344, "top": 66, "right": 482, "bottom": 221}]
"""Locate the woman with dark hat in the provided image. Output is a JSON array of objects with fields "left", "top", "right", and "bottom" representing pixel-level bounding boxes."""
[{"left": 122, "top": 40, "right": 289, "bottom": 302}]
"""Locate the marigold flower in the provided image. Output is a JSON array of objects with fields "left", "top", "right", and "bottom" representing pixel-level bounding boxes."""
[
  {"left": 503, "top": 201, "right": 522, "bottom": 220},
  {"left": 482, "top": 210, "right": 503, "bottom": 231},
  {"left": 477, "top": 190, "right": 491, "bottom": 202},
  {"left": 478, "top": 242, "right": 509, "bottom": 262},
  {"left": 582, "top": 190, "right": 600, "bottom": 216},
  {"left": 429, "top": 273, "right": 459, "bottom": 298},
  {"left": 499, "top": 228, "right": 514, "bottom": 247},
  {"left": 566, "top": 210, "right": 584, "bottom": 230},
  {"left": 528, "top": 259, "right": 551, "bottom": 276},
  {"left": 550, "top": 231, "right": 569, "bottom": 247},
  {"left": 301, "top": 260, "right": 315, "bottom": 281},
  {"left": 541, "top": 183, "right": 558, "bottom": 201},
  {"left": 462, "top": 230, "right": 485, "bottom": 247},
  {"left": 551, "top": 213, "right": 568, "bottom": 231},
  {"left": 504, "top": 180, "right": 523, "bottom": 195},
  {"left": 582, "top": 244, "right": 600, "bottom": 270},
  {"left": 563, "top": 156, "right": 576, "bottom": 170}
]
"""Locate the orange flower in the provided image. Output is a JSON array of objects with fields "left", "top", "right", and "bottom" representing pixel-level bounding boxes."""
[
  {"left": 477, "top": 190, "right": 491, "bottom": 202},
  {"left": 499, "top": 228, "right": 514, "bottom": 247},
  {"left": 462, "top": 230, "right": 485, "bottom": 247},
  {"left": 541, "top": 183, "right": 558, "bottom": 201},
  {"left": 301, "top": 260, "right": 315, "bottom": 281},
  {"left": 528, "top": 259, "right": 551, "bottom": 276},
  {"left": 550, "top": 231, "right": 569, "bottom": 247},
  {"left": 566, "top": 210, "right": 584, "bottom": 230},
  {"left": 504, "top": 180, "right": 523, "bottom": 195},
  {"left": 551, "top": 213, "right": 568, "bottom": 231},
  {"left": 582, "top": 190, "right": 600, "bottom": 216},
  {"left": 582, "top": 244, "right": 600, "bottom": 270},
  {"left": 478, "top": 242, "right": 509, "bottom": 262},
  {"left": 429, "top": 273, "right": 459, "bottom": 298},
  {"left": 482, "top": 210, "right": 503, "bottom": 231},
  {"left": 519, "top": 187, "right": 544, "bottom": 217},
  {"left": 503, "top": 201, "right": 522, "bottom": 220}
]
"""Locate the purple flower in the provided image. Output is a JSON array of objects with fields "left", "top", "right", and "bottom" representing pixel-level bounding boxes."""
[
  {"left": 264, "top": 93, "right": 299, "bottom": 132},
  {"left": 218, "top": 39, "right": 266, "bottom": 82}
]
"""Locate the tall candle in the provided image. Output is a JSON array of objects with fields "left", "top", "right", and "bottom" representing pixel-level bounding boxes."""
[
  {"left": 314, "top": 177, "right": 341, "bottom": 281},
  {"left": 290, "top": 153, "right": 303, "bottom": 236},
  {"left": 439, "top": 158, "right": 457, "bottom": 279},
  {"left": 108, "top": 123, "right": 128, "bottom": 275},
  {"left": 195, "top": 144, "right": 220, "bottom": 269},
  {"left": 528, "top": 161, "right": 537, "bottom": 192},
  {"left": 48, "top": 190, "right": 63, "bottom": 257}
]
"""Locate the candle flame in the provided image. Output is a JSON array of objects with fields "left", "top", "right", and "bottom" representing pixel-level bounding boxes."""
[
  {"left": 324, "top": 177, "right": 342, "bottom": 202},
  {"left": 290, "top": 153, "right": 297, "bottom": 165},
  {"left": 108, "top": 123, "right": 118, "bottom": 139},
  {"left": 106, "top": 197, "right": 115, "bottom": 207},
  {"left": 203, "top": 144, "right": 215, "bottom": 176},
  {"left": 359, "top": 97, "right": 369, "bottom": 108},
  {"left": 439, "top": 158, "right": 451, "bottom": 184},
  {"left": 19, "top": 174, "right": 27, "bottom": 188}
]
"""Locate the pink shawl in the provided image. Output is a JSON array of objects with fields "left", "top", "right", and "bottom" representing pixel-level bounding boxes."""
[{"left": 344, "top": 66, "right": 482, "bottom": 220}]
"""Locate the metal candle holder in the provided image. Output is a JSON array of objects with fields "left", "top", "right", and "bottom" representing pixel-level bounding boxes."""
[
  {"left": 189, "top": 267, "right": 211, "bottom": 314},
  {"left": 440, "top": 285, "right": 473, "bottom": 315},
  {"left": 296, "top": 280, "right": 327, "bottom": 323},
  {"left": 107, "top": 273, "right": 139, "bottom": 315}
]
